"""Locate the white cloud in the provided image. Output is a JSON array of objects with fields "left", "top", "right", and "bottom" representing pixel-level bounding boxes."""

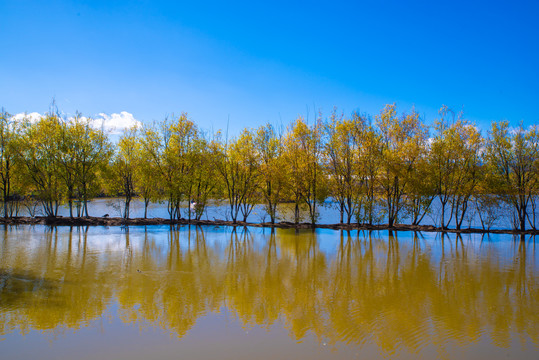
[
  {"left": 11, "top": 112, "right": 43, "bottom": 123},
  {"left": 10, "top": 111, "right": 142, "bottom": 136},
  {"left": 93, "top": 111, "right": 142, "bottom": 135}
]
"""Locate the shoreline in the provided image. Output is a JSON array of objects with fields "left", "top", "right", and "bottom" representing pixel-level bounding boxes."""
[{"left": 0, "top": 216, "right": 537, "bottom": 235}]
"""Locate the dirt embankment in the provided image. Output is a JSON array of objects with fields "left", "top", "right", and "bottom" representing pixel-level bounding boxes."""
[{"left": 0, "top": 216, "right": 537, "bottom": 235}]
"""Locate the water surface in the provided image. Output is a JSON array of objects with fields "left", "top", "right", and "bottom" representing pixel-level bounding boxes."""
[
  {"left": 0, "top": 225, "right": 537, "bottom": 359},
  {"left": 17, "top": 196, "right": 537, "bottom": 229}
]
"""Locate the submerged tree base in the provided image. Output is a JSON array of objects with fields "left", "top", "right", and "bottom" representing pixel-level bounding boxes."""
[{"left": 0, "top": 216, "right": 537, "bottom": 235}]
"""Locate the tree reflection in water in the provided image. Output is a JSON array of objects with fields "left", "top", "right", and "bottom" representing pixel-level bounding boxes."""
[{"left": 0, "top": 225, "right": 537, "bottom": 356}]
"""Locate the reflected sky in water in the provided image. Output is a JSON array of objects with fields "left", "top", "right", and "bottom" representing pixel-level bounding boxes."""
[{"left": 0, "top": 225, "right": 537, "bottom": 359}]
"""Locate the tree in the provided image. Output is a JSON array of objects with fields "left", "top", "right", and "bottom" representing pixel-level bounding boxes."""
[
  {"left": 69, "top": 115, "right": 113, "bottom": 216},
  {"left": 185, "top": 135, "right": 217, "bottom": 221},
  {"left": 0, "top": 108, "right": 20, "bottom": 218},
  {"left": 15, "top": 109, "right": 112, "bottom": 217},
  {"left": 485, "top": 121, "right": 539, "bottom": 231},
  {"left": 109, "top": 126, "right": 139, "bottom": 219},
  {"left": 405, "top": 149, "right": 436, "bottom": 226},
  {"left": 212, "top": 128, "right": 260, "bottom": 223},
  {"left": 450, "top": 122, "right": 482, "bottom": 230},
  {"left": 55, "top": 115, "right": 79, "bottom": 217},
  {"left": 283, "top": 116, "right": 326, "bottom": 225},
  {"left": 135, "top": 134, "right": 161, "bottom": 219},
  {"left": 355, "top": 119, "right": 382, "bottom": 225},
  {"left": 141, "top": 114, "right": 198, "bottom": 220},
  {"left": 430, "top": 107, "right": 483, "bottom": 229},
  {"left": 324, "top": 110, "right": 362, "bottom": 224},
  {"left": 255, "top": 123, "right": 286, "bottom": 224},
  {"left": 16, "top": 113, "right": 64, "bottom": 216},
  {"left": 376, "top": 104, "right": 427, "bottom": 228}
]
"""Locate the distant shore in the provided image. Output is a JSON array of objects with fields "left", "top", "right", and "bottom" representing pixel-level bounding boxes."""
[{"left": 0, "top": 216, "right": 537, "bottom": 235}]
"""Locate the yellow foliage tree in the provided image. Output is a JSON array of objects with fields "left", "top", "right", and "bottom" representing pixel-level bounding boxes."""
[
  {"left": 376, "top": 104, "right": 428, "bottom": 227},
  {"left": 255, "top": 123, "right": 286, "bottom": 224},
  {"left": 283, "top": 116, "right": 326, "bottom": 225},
  {"left": 485, "top": 121, "right": 539, "bottom": 231}
]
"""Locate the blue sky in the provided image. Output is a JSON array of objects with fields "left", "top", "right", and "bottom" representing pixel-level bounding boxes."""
[{"left": 1, "top": 0, "right": 537, "bottom": 135}]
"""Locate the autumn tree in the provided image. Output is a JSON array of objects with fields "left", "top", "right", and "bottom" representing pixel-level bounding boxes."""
[
  {"left": 55, "top": 114, "right": 80, "bottom": 217},
  {"left": 376, "top": 104, "right": 427, "bottom": 228},
  {"left": 135, "top": 135, "right": 161, "bottom": 219},
  {"left": 212, "top": 128, "right": 260, "bottom": 223},
  {"left": 485, "top": 121, "right": 539, "bottom": 231},
  {"left": 354, "top": 118, "right": 382, "bottom": 225},
  {"left": 255, "top": 123, "right": 286, "bottom": 224},
  {"left": 0, "top": 108, "right": 20, "bottom": 218},
  {"left": 185, "top": 134, "right": 217, "bottom": 220},
  {"left": 430, "top": 107, "right": 483, "bottom": 229},
  {"left": 73, "top": 116, "right": 112, "bottom": 216},
  {"left": 450, "top": 123, "right": 483, "bottom": 230},
  {"left": 109, "top": 126, "right": 139, "bottom": 219},
  {"left": 16, "top": 113, "right": 64, "bottom": 216},
  {"left": 56, "top": 113, "right": 112, "bottom": 217},
  {"left": 324, "top": 110, "right": 362, "bottom": 224},
  {"left": 15, "top": 109, "right": 112, "bottom": 217},
  {"left": 283, "top": 116, "right": 326, "bottom": 225},
  {"left": 404, "top": 147, "right": 436, "bottom": 226},
  {"left": 141, "top": 114, "right": 198, "bottom": 220},
  {"left": 139, "top": 125, "right": 167, "bottom": 216}
]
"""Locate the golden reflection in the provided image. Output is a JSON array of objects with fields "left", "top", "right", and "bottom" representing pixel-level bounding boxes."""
[{"left": 0, "top": 225, "right": 537, "bottom": 355}]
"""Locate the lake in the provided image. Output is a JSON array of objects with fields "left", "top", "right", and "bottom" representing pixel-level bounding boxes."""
[
  {"left": 0, "top": 225, "right": 537, "bottom": 359},
  {"left": 14, "top": 196, "right": 536, "bottom": 230}
]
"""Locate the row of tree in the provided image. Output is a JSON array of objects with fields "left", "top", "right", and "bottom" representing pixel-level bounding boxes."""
[{"left": 0, "top": 104, "right": 537, "bottom": 230}]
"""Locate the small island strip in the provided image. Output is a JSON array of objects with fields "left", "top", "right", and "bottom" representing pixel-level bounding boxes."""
[{"left": 1, "top": 216, "right": 537, "bottom": 235}]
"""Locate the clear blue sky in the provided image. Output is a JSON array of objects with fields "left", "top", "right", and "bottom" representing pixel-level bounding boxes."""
[{"left": 1, "top": 0, "right": 537, "bottom": 135}]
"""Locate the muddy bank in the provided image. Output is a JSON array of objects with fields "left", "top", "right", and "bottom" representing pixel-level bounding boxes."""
[{"left": 0, "top": 216, "right": 537, "bottom": 235}]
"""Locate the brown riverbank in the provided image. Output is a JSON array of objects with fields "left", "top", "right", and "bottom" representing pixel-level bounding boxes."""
[{"left": 0, "top": 216, "right": 537, "bottom": 235}]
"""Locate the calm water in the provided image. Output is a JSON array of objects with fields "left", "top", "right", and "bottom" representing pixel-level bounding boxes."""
[
  {"left": 0, "top": 225, "right": 537, "bottom": 359},
  {"left": 17, "top": 196, "right": 538, "bottom": 229}
]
